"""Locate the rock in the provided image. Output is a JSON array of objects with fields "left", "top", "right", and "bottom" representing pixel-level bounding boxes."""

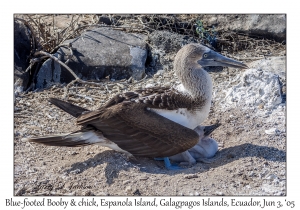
[
  {"left": 133, "top": 189, "right": 141, "bottom": 196},
  {"left": 145, "top": 83, "right": 154, "bottom": 88},
  {"left": 123, "top": 180, "right": 130, "bottom": 185},
  {"left": 154, "top": 70, "right": 165, "bottom": 78},
  {"left": 139, "top": 176, "right": 149, "bottom": 180},
  {"left": 98, "top": 15, "right": 112, "bottom": 25},
  {"left": 265, "top": 128, "right": 280, "bottom": 135},
  {"left": 14, "top": 19, "right": 31, "bottom": 93},
  {"left": 215, "top": 191, "right": 224, "bottom": 196},
  {"left": 249, "top": 56, "right": 286, "bottom": 81},
  {"left": 224, "top": 69, "right": 282, "bottom": 111},
  {"left": 274, "top": 192, "right": 283, "bottom": 196},
  {"left": 68, "top": 151, "right": 78, "bottom": 155},
  {"left": 35, "top": 53, "right": 62, "bottom": 89},
  {"left": 199, "top": 14, "right": 286, "bottom": 42},
  {"left": 250, "top": 57, "right": 286, "bottom": 104},
  {"left": 184, "top": 174, "right": 198, "bottom": 179},
  {"left": 265, "top": 174, "right": 278, "bottom": 180},
  {"left": 70, "top": 169, "right": 80, "bottom": 174},
  {"left": 35, "top": 27, "right": 147, "bottom": 89},
  {"left": 125, "top": 186, "right": 132, "bottom": 194}
]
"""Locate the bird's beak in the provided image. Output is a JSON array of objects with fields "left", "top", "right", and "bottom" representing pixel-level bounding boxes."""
[
  {"left": 203, "top": 123, "right": 221, "bottom": 136},
  {"left": 198, "top": 51, "right": 248, "bottom": 69}
]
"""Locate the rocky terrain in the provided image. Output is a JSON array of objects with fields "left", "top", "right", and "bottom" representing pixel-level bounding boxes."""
[{"left": 14, "top": 14, "right": 286, "bottom": 196}]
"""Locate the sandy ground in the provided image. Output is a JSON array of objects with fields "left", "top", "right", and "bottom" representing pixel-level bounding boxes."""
[{"left": 14, "top": 62, "right": 286, "bottom": 196}]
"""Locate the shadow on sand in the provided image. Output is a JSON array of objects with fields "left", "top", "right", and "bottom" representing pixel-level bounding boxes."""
[{"left": 63, "top": 143, "right": 285, "bottom": 185}]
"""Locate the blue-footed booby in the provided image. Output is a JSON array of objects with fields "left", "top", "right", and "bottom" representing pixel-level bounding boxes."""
[{"left": 25, "top": 43, "right": 248, "bottom": 170}]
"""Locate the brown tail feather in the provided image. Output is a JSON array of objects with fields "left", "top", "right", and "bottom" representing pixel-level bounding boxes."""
[
  {"left": 26, "top": 130, "right": 102, "bottom": 147},
  {"left": 49, "top": 98, "right": 89, "bottom": 118}
]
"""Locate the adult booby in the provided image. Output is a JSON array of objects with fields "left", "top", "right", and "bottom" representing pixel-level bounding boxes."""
[{"left": 26, "top": 43, "right": 247, "bottom": 170}]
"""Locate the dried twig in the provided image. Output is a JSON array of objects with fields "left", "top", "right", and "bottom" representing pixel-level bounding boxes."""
[{"left": 34, "top": 51, "right": 103, "bottom": 87}]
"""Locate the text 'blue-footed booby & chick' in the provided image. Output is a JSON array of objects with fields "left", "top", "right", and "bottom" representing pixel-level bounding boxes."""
[{"left": 25, "top": 43, "right": 248, "bottom": 170}]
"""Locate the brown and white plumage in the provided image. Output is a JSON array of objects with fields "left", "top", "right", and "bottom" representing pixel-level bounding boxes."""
[
  {"left": 28, "top": 98, "right": 199, "bottom": 158},
  {"left": 26, "top": 43, "right": 248, "bottom": 169}
]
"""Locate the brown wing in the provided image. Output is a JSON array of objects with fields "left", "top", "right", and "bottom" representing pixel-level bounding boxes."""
[
  {"left": 77, "top": 102, "right": 199, "bottom": 157},
  {"left": 104, "top": 86, "right": 196, "bottom": 110}
]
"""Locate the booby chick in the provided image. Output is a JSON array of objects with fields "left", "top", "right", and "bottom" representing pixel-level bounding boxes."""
[
  {"left": 169, "top": 123, "right": 221, "bottom": 165},
  {"left": 26, "top": 43, "right": 247, "bottom": 170}
]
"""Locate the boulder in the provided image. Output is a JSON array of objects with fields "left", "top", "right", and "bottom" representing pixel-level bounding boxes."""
[
  {"left": 14, "top": 19, "right": 31, "bottom": 93},
  {"left": 36, "top": 27, "right": 147, "bottom": 89},
  {"left": 199, "top": 14, "right": 286, "bottom": 42},
  {"left": 249, "top": 56, "right": 286, "bottom": 103},
  {"left": 224, "top": 68, "right": 282, "bottom": 111}
]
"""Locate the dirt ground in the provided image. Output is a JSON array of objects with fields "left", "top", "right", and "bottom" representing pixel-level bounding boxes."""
[{"left": 14, "top": 65, "right": 286, "bottom": 196}]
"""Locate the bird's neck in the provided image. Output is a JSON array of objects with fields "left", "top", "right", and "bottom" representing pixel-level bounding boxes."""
[{"left": 175, "top": 61, "right": 212, "bottom": 103}]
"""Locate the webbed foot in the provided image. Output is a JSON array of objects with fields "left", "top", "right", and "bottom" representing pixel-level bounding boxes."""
[{"left": 154, "top": 157, "right": 183, "bottom": 170}]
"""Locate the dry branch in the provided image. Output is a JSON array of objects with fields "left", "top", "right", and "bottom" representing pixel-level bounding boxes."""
[{"left": 34, "top": 51, "right": 104, "bottom": 87}]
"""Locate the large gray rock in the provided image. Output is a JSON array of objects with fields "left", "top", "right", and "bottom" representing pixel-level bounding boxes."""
[
  {"left": 199, "top": 14, "right": 286, "bottom": 42},
  {"left": 249, "top": 56, "right": 286, "bottom": 103},
  {"left": 14, "top": 19, "right": 31, "bottom": 93},
  {"left": 36, "top": 27, "right": 147, "bottom": 89},
  {"left": 224, "top": 69, "right": 282, "bottom": 111}
]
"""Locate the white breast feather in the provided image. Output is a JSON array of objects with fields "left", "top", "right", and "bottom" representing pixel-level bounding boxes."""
[{"left": 151, "top": 83, "right": 211, "bottom": 129}]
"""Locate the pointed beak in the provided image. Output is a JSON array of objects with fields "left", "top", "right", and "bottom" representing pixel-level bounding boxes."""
[
  {"left": 198, "top": 51, "right": 248, "bottom": 69},
  {"left": 203, "top": 122, "right": 221, "bottom": 136}
]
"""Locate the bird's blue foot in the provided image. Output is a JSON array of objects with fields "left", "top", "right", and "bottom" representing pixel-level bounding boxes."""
[{"left": 154, "top": 157, "right": 183, "bottom": 170}]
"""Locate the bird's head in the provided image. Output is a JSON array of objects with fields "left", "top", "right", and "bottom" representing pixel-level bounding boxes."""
[
  {"left": 179, "top": 43, "right": 248, "bottom": 69},
  {"left": 193, "top": 122, "right": 221, "bottom": 158},
  {"left": 194, "top": 122, "right": 221, "bottom": 139}
]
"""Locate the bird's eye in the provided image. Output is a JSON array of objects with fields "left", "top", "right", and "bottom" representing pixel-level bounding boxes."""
[{"left": 203, "top": 53, "right": 208, "bottom": 58}]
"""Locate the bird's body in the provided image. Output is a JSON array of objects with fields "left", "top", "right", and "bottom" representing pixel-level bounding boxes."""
[{"left": 26, "top": 43, "right": 248, "bottom": 169}]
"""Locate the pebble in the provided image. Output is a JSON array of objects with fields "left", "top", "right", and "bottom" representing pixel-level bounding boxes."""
[
  {"left": 139, "top": 176, "right": 149, "bottom": 180},
  {"left": 164, "top": 82, "right": 171, "bottom": 87},
  {"left": 21, "top": 138, "right": 28, "bottom": 142},
  {"left": 70, "top": 169, "right": 81, "bottom": 174},
  {"left": 154, "top": 70, "right": 165, "bottom": 77},
  {"left": 125, "top": 186, "right": 132, "bottom": 193},
  {"left": 265, "top": 128, "right": 279, "bottom": 135},
  {"left": 97, "top": 191, "right": 109, "bottom": 196},
  {"left": 215, "top": 191, "right": 224, "bottom": 196},
  {"left": 184, "top": 174, "right": 198, "bottom": 179},
  {"left": 265, "top": 174, "right": 277, "bottom": 181},
  {"left": 145, "top": 83, "right": 154, "bottom": 88},
  {"left": 123, "top": 180, "right": 130, "bottom": 185}
]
